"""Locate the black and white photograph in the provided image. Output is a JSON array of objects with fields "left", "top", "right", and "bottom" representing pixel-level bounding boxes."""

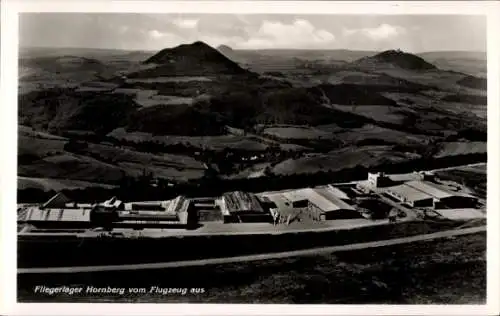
[{"left": 1, "top": 0, "right": 499, "bottom": 315}]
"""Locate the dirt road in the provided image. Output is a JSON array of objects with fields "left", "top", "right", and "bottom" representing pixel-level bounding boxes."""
[{"left": 18, "top": 225, "right": 485, "bottom": 274}]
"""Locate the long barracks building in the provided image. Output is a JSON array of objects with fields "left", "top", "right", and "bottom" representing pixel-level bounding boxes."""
[{"left": 384, "top": 180, "right": 478, "bottom": 209}]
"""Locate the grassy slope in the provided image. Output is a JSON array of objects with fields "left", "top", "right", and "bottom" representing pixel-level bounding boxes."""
[
  {"left": 18, "top": 232, "right": 485, "bottom": 303},
  {"left": 272, "top": 146, "right": 421, "bottom": 175},
  {"left": 18, "top": 176, "right": 116, "bottom": 191},
  {"left": 18, "top": 132, "right": 206, "bottom": 185}
]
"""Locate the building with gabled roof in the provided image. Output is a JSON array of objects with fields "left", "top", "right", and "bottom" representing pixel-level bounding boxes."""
[
  {"left": 41, "top": 192, "right": 72, "bottom": 209},
  {"left": 384, "top": 184, "right": 434, "bottom": 207},
  {"left": 20, "top": 194, "right": 196, "bottom": 229},
  {"left": 221, "top": 191, "right": 272, "bottom": 223},
  {"left": 404, "top": 180, "right": 478, "bottom": 209},
  {"left": 113, "top": 195, "right": 195, "bottom": 227},
  {"left": 282, "top": 188, "right": 362, "bottom": 221},
  {"left": 19, "top": 193, "right": 93, "bottom": 228},
  {"left": 384, "top": 180, "right": 479, "bottom": 209}
]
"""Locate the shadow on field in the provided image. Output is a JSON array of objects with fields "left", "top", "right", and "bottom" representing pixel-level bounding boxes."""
[{"left": 18, "top": 232, "right": 486, "bottom": 304}]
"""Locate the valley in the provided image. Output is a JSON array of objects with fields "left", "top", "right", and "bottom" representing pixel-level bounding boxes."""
[{"left": 17, "top": 43, "right": 487, "bottom": 202}]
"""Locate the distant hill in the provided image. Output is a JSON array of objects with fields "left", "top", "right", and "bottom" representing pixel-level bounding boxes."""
[
  {"left": 457, "top": 75, "right": 487, "bottom": 90},
  {"left": 417, "top": 51, "right": 486, "bottom": 61},
  {"left": 353, "top": 50, "right": 437, "bottom": 71},
  {"left": 19, "top": 46, "right": 153, "bottom": 58},
  {"left": 417, "top": 51, "right": 486, "bottom": 77},
  {"left": 18, "top": 54, "right": 119, "bottom": 88},
  {"left": 216, "top": 45, "right": 243, "bottom": 66},
  {"left": 217, "top": 44, "right": 234, "bottom": 55},
  {"left": 130, "top": 41, "right": 247, "bottom": 77},
  {"left": 19, "top": 55, "right": 107, "bottom": 73},
  {"left": 211, "top": 48, "right": 375, "bottom": 70}
]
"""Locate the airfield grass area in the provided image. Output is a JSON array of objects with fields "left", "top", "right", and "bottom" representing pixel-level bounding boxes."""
[{"left": 18, "top": 232, "right": 485, "bottom": 304}]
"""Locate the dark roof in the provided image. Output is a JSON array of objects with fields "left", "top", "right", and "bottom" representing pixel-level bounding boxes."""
[
  {"left": 42, "top": 192, "right": 72, "bottom": 209},
  {"left": 222, "top": 191, "right": 265, "bottom": 213}
]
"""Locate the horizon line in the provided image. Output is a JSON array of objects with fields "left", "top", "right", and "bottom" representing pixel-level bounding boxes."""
[{"left": 19, "top": 44, "right": 487, "bottom": 55}]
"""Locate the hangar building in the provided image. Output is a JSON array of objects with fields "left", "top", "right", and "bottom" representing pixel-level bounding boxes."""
[
  {"left": 405, "top": 180, "right": 478, "bottom": 209},
  {"left": 282, "top": 188, "right": 363, "bottom": 221},
  {"left": 20, "top": 192, "right": 92, "bottom": 228},
  {"left": 384, "top": 180, "right": 478, "bottom": 209},
  {"left": 384, "top": 184, "right": 434, "bottom": 208},
  {"left": 19, "top": 194, "right": 197, "bottom": 229},
  {"left": 221, "top": 191, "right": 273, "bottom": 223}
]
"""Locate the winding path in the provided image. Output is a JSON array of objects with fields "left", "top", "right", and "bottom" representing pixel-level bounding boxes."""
[{"left": 18, "top": 225, "right": 485, "bottom": 274}]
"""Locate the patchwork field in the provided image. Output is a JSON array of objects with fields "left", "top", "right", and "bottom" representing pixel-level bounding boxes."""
[
  {"left": 384, "top": 92, "right": 487, "bottom": 119},
  {"left": 18, "top": 153, "right": 126, "bottom": 184},
  {"left": 18, "top": 133, "right": 207, "bottom": 184},
  {"left": 17, "top": 45, "right": 488, "bottom": 200}
]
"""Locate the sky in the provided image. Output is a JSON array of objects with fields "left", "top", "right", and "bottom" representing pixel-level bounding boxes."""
[{"left": 19, "top": 14, "right": 486, "bottom": 52}]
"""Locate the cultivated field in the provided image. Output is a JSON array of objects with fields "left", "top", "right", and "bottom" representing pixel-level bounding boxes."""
[
  {"left": 17, "top": 45, "right": 488, "bottom": 201},
  {"left": 18, "top": 132, "right": 207, "bottom": 185}
]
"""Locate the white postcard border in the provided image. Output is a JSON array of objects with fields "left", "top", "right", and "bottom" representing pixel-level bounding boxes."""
[{"left": 1, "top": 1, "right": 499, "bottom": 315}]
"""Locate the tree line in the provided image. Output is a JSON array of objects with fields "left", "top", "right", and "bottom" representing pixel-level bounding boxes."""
[{"left": 18, "top": 152, "right": 486, "bottom": 203}]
